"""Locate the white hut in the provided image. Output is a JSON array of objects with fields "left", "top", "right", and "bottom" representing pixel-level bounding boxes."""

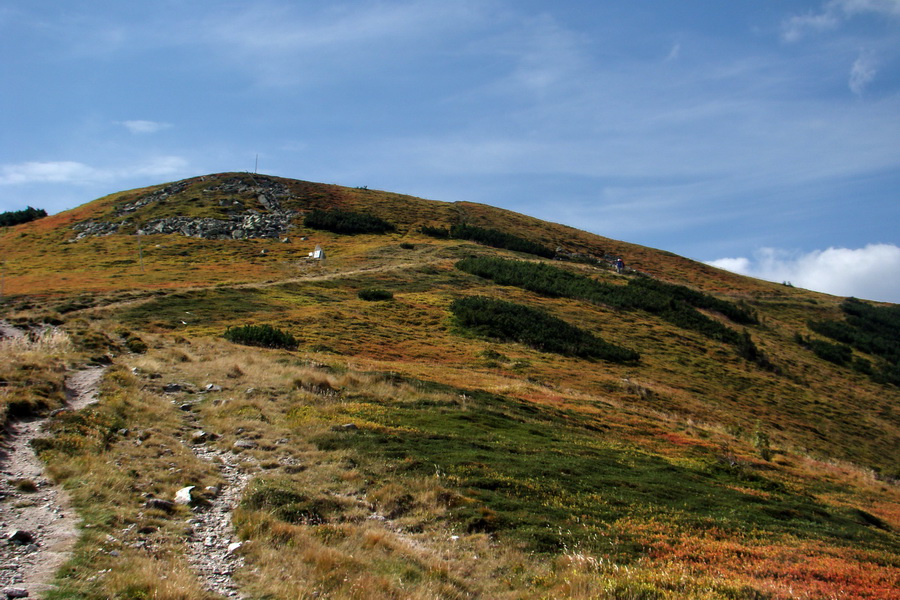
[{"left": 309, "top": 244, "right": 325, "bottom": 260}]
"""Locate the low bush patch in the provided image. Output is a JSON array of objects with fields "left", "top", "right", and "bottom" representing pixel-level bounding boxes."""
[
  {"left": 358, "top": 288, "right": 393, "bottom": 301},
  {"left": 808, "top": 298, "right": 900, "bottom": 385},
  {"left": 304, "top": 209, "right": 394, "bottom": 234},
  {"left": 224, "top": 324, "right": 298, "bottom": 350},
  {"left": 0, "top": 206, "right": 47, "bottom": 227},
  {"left": 455, "top": 256, "right": 765, "bottom": 359},
  {"left": 420, "top": 223, "right": 555, "bottom": 258},
  {"left": 450, "top": 295, "right": 639, "bottom": 362}
]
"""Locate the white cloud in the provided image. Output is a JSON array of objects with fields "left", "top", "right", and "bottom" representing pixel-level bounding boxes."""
[
  {"left": 782, "top": 0, "right": 900, "bottom": 42},
  {"left": 707, "top": 244, "right": 900, "bottom": 303},
  {"left": 121, "top": 120, "right": 171, "bottom": 134},
  {"left": 0, "top": 157, "right": 188, "bottom": 186},
  {"left": 782, "top": 11, "right": 840, "bottom": 42},
  {"left": 0, "top": 161, "right": 98, "bottom": 185},
  {"left": 849, "top": 51, "right": 877, "bottom": 95},
  {"left": 664, "top": 42, "right": 681, "bottom": 62},
  {"left": 836, "top": 0, "right": 900, "bottom": 18}
]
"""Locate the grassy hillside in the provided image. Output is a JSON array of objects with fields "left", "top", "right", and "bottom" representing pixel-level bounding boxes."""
[{"left": 1, "top": 173, "right": 897, "bottom": 599}]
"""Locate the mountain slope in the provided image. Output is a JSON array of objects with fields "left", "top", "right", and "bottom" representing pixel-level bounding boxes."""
[{"left": 0, "top": 172, "right": 897, "bottom": 599}]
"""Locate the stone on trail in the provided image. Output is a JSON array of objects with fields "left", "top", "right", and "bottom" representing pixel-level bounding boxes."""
[
  {"left": 7, "top": 530, "right": 35, "bottom": 545},
  {"left": 4, "top": 588, "right": 29, "bottom": 599},
  {"left": 175, "top": 486, "right": 195, "bottom": 505}
]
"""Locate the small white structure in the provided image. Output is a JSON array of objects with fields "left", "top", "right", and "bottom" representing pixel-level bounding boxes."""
[{"left": 309, "top": 244, "right": 325, "bottom": 260}]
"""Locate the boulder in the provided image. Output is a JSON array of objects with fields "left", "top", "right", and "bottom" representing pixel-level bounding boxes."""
[
  {"left": 7, "top": 530, "right": 35, "bottom": 545},
  {"left": 174, "top": 486, "right": 195, "bottom": 505}
]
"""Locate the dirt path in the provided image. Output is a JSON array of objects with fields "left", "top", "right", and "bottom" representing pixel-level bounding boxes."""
[
  {"left": 0, "top": 321, "right": 25, "bottom": 340},
  {"left": 0, "top": 366, "right": 104, "bottom": 598},
  {"left": 185, "top": 444, "right": 254, "bottom": 599},
  {"left": 173, "top": 397, "right": 255, "bottom": 599}
]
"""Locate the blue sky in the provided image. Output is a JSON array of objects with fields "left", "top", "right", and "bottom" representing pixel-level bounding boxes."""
[{"left": 2, "top": 1, "right": 899, "bottom": 301}]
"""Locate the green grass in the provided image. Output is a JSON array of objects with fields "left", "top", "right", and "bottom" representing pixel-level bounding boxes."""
[
  {"left": 309, "top": 385, "right": 894, "bottom": 558},
  {"left": 119, "top": 288, "right": 276, "bottom": 329}
]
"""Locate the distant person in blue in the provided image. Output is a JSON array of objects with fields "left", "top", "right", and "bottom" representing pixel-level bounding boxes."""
[{"left": 615, "top": 257, "right": 625, "bottom": 274}]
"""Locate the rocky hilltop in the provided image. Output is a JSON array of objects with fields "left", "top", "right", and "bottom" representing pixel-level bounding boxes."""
[{"left": 71, "top": 174, "right": 297, "bottom": 240}]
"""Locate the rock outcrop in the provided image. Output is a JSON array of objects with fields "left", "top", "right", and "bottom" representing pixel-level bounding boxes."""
[
  {"left": 136, "top": 211, "right": 295, "bottom": 240},
  {"left": 70, "top": 175, "right": 298, "bottom": 241}
]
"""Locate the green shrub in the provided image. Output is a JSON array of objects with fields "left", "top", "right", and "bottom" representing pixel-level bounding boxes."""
[
  {"left": 807, "top": 338, "right": 853, "bottom": 366},
  {"left": 124, "top": 336, "right": 148, "bottom": 354},
  {"left": 419, "top": 223, "right": 555, "bottom": 257},
  {"left": 449, "top": 224, "right": 555, "bottom": 258},
  {"left": 450, "top": 296, "right": 639, "bottom": 362},
  {"left": 0, "top": 206, "right": 47, "bottom": 227},
  {"left": 419, "top": 225, "right": 450, "bottom": 238},
  {"left": 358, "top": 288, "right": 393, "bottom": 301},
  {"left": 630, "top": 277, "right": 758, "bottom": 325},
  {"left": 303, "top": 209, "right": 394, "bottom": 234},
  {"left": 808, "top": 298, "right": 900, "bottom": 386},
  {"left": 224, "top": 324, "right": 298, "bottom": 350},
  {"left": 455, "top": 256, "right": 761, "bottom": 356}
]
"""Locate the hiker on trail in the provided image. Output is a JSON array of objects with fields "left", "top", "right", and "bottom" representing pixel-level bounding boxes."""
[{"left": 615, "top": 257, "right": 625, "bottom": 274}]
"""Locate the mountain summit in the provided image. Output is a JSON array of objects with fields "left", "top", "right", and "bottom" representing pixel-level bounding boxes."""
[{"left": 1, "top": 172, "right": 897, "bottom": 599}]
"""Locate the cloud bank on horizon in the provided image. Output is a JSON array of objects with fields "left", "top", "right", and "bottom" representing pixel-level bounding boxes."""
[
  {"left": 707, "top": 244, "right": 900, "bottom": 303},
  {"left": 1, "top": 0, "right": 898, "bottom": 302}
]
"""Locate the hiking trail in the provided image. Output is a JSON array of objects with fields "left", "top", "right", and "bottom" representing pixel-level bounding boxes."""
[{"left": 0, "top": 364, "right": 104, "bottom": 598}]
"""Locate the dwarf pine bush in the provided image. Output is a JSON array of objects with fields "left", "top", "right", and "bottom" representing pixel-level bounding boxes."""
[
  {"left": 224, "top": 324, "right": 298, "bottom": 350},
  {"left": 0, "top": 206, "right": 47, "bottom": 227},
  {"left": 455, "top": 256, "right": 765, "bottom": 357},
  {"left": 358, "top": 288, "right": 393, "bottom": 301},
  {"left": 808, "top": 298, "right": 900, "bottom": 386},
  {"left": 303, "top": 209, "right": 394, "bottom": 234},
  {"left": 450, "top": 295, "right": 639, "bottom": 362},
  {"left": 419, "top": 223, "right": 555, "bottom": 257}
]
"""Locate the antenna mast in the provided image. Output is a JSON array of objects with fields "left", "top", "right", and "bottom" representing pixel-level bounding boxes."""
[{"left": 255, "top": 154, "right": 259, "bottom": 174}]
